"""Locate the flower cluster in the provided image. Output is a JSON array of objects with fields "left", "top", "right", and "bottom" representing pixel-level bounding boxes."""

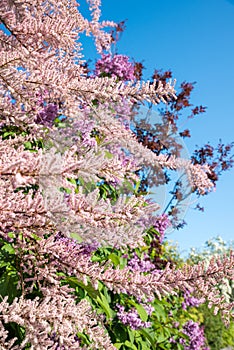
[
  {"left": 116, "top": 304, "right": 152, "bottom": 330},
  {"left": 127, "top": 252, "right": 155, "bottom": 272},
  {"left": 0, "top": 291, "right": 115, "bottom": 349},
  {"left": 170, "top": 321, "right": 209, "bottom": 350},
  {"left": 153, "top": 214, "right": 171, "bottom": 238},
  {"left": 138, "top": 212, "right": 171, "bottom": 242},
  {"left": 182, "top": 320, "right": 209, "bottom": 350},
  {"left": 55, "top": 232, "right": 100, "bottom": 256},
  {"left": 35, "top": 103, "right": 58, "bottom": 127},
  {"left": 94, "top": 54, "right": 135, "bottom": 80},
  {"left": 182, "top": 289, "right": 204, "bottom": 310}
]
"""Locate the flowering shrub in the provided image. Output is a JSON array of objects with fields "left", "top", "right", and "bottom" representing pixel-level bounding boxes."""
[{"left": 0, "top": 0, "right": 233, "bottom": 349}]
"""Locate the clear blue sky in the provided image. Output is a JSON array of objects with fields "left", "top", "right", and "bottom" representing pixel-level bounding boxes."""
[{"left": 80, "top": 0, "right": 234, "bottom": 255}]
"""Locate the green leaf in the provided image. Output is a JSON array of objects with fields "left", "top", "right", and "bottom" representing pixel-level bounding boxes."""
[
  {"left": 139, "top": 329, "right": 155, "bottom": 348},
  {"left": 59, "top": 186, "right": 72, "bottom": 194},
  {"left": 96, "top": 292, "right": 114, "bottom": 319},
  {"left": 155, "top": 327, "right": 171, "bottom": 344},
  {"left": 153, "top": 303, "right": 167, "bottom": 322},
  {"left": 122, "top": 180, "right": 135, "bottom": 193},
  {"left": 119, "top": 256, "right": 127, "bottom": 269},
  {"left": 30, "top": 233, "right": 41, "bottom": 241},
  {"left": 0, "top": 269, "right": 20, "bottom": 302},
  {"left": 102, "top": 284, "right": 111, "bottom": 302},
  {"left": 3, "top": 131, "right": 14, "bottom": 137},
  {"left": 70, "top": 233, "right": 83, "bottom": 242},
  {"left": 65, "top": 278, "right": 99, "bottom": 299},
  {"left": 134, "top": 304, "right": 148, "bottom": 322},
  {"left": 23, "top": 141, "right": 32, "bottom": 149},
  {"left": 105, "top": 151, "right": 113, "bottom": 159},
  {"left": 75, "top": 286, "right": 86, "bottom": 299},
  {"left": 2, "top": 243, "right": 15, "bottom": 255},
  {"left": 113, "top": 324, "right": 128, "bottom": 342},
  {"left": 124, "top": 340, "right": 138, "bottom": 350},
  {"left": 0, "top": 260, "right": 8, "bottom": 268},
  {"left": 67, "top": 178, "right": 77, "bottom": 185},
  {"left": 128, "top": 328, "right": 135, "bottom": 344},
  {"left": 114, "top": 343, "right": 123, "bottom": 349},
  {"left": 134, "top": 180, "right": 141, "bottom": 194},
  {"left": 108, "top": 253, "right": 120, "bottom": 266},
  {"left": 135, "top": 338, "right": 151, "bottom": 350},
  {"left": 57, "top": 122, "right": 67, "bottom": 128},
  {"left": 128, "top": 301, "right": 148, "bottom": 322}
]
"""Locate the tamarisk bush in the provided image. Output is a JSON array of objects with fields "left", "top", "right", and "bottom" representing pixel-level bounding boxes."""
[{"left": 0, "top": 0, "right": 233, "bottom": 348}]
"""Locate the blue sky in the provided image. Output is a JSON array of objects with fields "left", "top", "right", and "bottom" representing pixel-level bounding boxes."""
[{"left": 83, "top": 0, "right": 234, "bottom": 255}]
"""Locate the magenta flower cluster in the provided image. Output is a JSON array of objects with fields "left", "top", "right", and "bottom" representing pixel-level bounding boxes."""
[
  {"left": 139, "top": 213, "right": 171, "bottom": 242},
  {"left": 127, "top": 252, "right": 155, "bottom": 272},
  {"left": 55, "top": 233, "right": 99, "bottom": 256},
  {"left": 182, "top": 321, "right": 208, "bottom": 350},
  {"left": 70, "top": 116, "right": 97, "bottom": 149},
  {"left": 153, "top": 214, "right": 171, "bottom": 240},
  {"left": 170, "top": 320, "right": 209, "bottom": 350},
  {"left": 116, "top": 304, "right": 152, "bottom": 330},
  {"left": 182, "top": 289, "right": 204, "bottom": 310},
  {"left": 94, "top": 54, "right": 135, "bottom": 80},
  {"left": 35, "top": 103, "right": 58, "bottom": 127}
]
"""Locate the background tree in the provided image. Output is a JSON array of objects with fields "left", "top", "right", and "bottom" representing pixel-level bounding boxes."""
[{"left": 131, "top": 68, "right": 234, "bottom": 229}]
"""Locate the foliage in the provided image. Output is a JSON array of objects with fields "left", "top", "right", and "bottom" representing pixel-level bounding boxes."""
[{"left": 198, "top": 303, "right": 234, "bottom": 350}]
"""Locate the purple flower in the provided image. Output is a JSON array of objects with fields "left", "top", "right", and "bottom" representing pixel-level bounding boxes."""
[
  {"left": 49, "top": 331, "right": 80, "bottom": 349},
  {"left": 35, "top": 103, "right": 58, "bottom": 127},
  {"left": 54, "top": 233, "right": 99, "bottom": 256},
  {"left": 49, "top": 332, "right": 65, "bottom": 349},
  {"left": 138, "top": 213, "right": 171, "bottom": 243},
  {"left": 182, "top": 289, "right": 204, "bottom": 310},
  {"left": 143, "top": 304, "right": 154, "bottom": 316},
  {"left": 116, "top": 304, "right": 151, "bottom": 330},
  {"left": 170, "top": 320, "right": 209, "bottom": 349},
  {"left": 169, "top": 337, "right": 177, "bottom": 344},
  {"left": 152, "top": 214, "right": 171, "bottom": 241},
  {"left": 179, "top": 338, "right": 186, "bottom": 345},
  {"left": 127, "top": 252, "right": 155, "bottom": 272},
  {"left": 94, "top": 54, "right": 135, "bottom": 81},
  {"left": 182, "top": 320, "right": 208, "bottom": 350},
  {"left": 172, "top": 321, "right": 180, "bottom": 328}
]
